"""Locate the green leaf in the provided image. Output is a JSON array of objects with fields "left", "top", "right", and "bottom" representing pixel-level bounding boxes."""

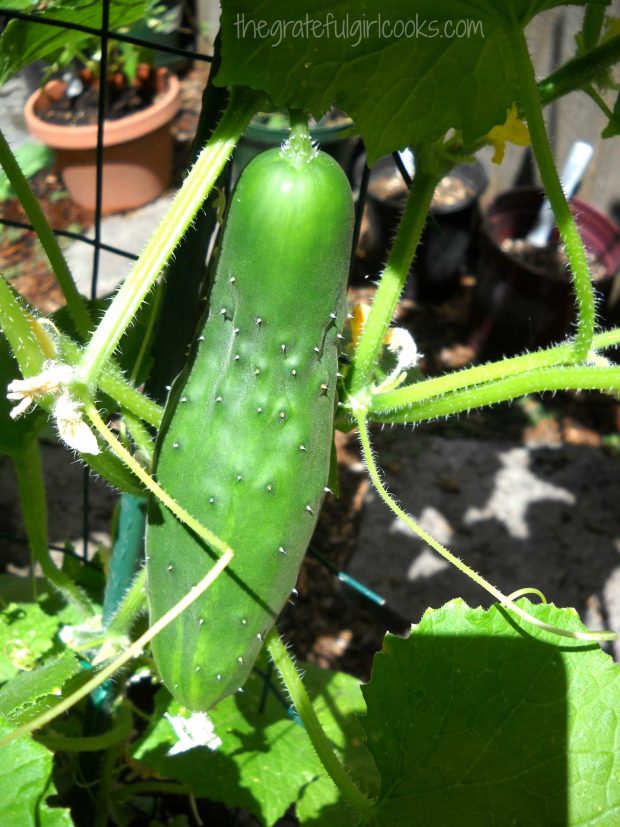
[
  {"left": 133, "top": 657, "right": 377, "bottom": 826},
  {"left": 0, "top": 717, "right": 74, "bottom": 826},
  {"left": 0, "top": 0, "right": 40, "bottom": 9},
  {"left": 602, "top": 90, "right": 620, "bottom": 137},
  {"left": 0, "top": 650, "right": 80, "bottom": 725},
  {"left": 0, "top": 0, "right": 147, "bottom": 86},
  {"left": 0, "top": 585, "right": 81, "bottom": 684},
  {"left": 0, "top": 143, "right": 54, "bottom": 202},
  {"left": 361, "top": 599, "right": 620, "bottom": 827},
  {"left": 216, "top": 0, "right": 592, "bottom": 162}
]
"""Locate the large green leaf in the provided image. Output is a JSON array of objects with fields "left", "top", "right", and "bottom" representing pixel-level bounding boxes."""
[
  {"left": 0, "top": 586, "right": 80, "bottom": 684},
  {"left": 361, "top": 599, "right": 620, "bottom": 826},
  {"left": 216, "top": 0, "right": 594, "bottom": 162},
  {"left": 0, "top": 0, "right": 147, "bottom": 86},
  {"left": 0, "top": 717, "right": 74, "bottom": 826},
  {"left": 133, "top": 657, "right": 377, "bottom": 826}
]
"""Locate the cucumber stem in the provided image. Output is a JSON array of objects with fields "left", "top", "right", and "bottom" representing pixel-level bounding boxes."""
[
  {"left": 369, "top": 327, "right": 620, "bottom": 418},
  {"left": 369, "top": 365, "right": 620, "bottom": 424},
  {"left": 283, "top": 109, "right": 316, "bottom": 164},
  {"left": 347, "top": 147, "right": 441, "bottom": 397},
  {"left": 510, "top": 27, "right": 595, "bottom": 362},
  {"left": 289, "top": 109, "right": 310, "bottom": 140},
  {"left": 77, "top": 87, "right": 261, "bottom": 392},
  {"left": 0, "top": 128, "right": 91, "bottom": 340},
  {"left": 266, "top": 630, "right": 375, "bottom": 815}
]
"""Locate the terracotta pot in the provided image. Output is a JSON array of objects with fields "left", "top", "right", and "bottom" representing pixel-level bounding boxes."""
[
  {"left": 24, "top": 73, "right": 180, "bottom": 213},
  {"left": 469, "top": 186, "right": 620, "bottom": 358}
]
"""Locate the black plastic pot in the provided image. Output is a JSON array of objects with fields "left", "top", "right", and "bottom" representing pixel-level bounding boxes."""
[
  {"left": 357, "top": 156, "right": 488, "bottom": 300},
  {"left": 232, "top": 113, "right": 359, "bottom": 184},
  {"left": 469, "top": 186, "right": 620, "bottom": 359}
]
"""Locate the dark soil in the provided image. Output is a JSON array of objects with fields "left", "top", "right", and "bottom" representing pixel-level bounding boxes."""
[
  {"left": 0, "top": 169, "right": 90, "bottom": 312},
  {"left": 37, "top": 65, "right": 166, "bottom": 127},
  {"left": 501, "top": 236, "right": 609, "bottom": 281},
  {"left": 368, "top": 168, "right": 476, "bottom": 211}
]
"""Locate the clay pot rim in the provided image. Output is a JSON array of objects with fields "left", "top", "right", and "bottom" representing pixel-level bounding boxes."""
[
  {"left": 482, "top": 184, "right": 620, "bottom": 281},
  {"left": 23, "top": 73, "right": 181, "bottom": 150}
]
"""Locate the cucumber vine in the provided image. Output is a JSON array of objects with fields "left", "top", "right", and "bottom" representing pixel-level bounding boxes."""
[{"left": 0, "top": 6, "right": 619, "bottom": 823}]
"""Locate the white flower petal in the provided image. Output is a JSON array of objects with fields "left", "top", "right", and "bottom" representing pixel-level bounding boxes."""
[
  {"left": 53, "top": 394, "right": 100, "bottom": 455},
  {"left": 165, "top": 711, "right": 222, "bottom": 755}
]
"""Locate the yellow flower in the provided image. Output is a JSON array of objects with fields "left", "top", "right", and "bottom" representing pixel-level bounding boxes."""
[{"left": 487, "top": 103, "right": 531, "bottom": 164}]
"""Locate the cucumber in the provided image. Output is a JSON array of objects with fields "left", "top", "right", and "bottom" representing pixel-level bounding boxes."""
[{"left": 145, "top": 134, "right": 354, "bottom": 710}]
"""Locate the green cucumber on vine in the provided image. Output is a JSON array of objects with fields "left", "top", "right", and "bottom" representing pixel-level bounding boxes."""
[{"left": 145, "top": 115, "right": 354, "bottom": 710}]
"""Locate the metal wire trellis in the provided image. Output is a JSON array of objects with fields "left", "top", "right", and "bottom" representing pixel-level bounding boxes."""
[{"left": 0, "top": 2, "right": 414, "bottom": 704}]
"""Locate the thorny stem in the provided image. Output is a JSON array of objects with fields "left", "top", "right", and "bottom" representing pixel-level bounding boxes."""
[
  {"left": 356, "top": 413, "right": 615, "bottom": 642},
  {"left": 0, "top": 548, "right": 233, "bottom": 746},
  {"left": 106, "top": 568, "right": 147, "bottom": 639},
  {"left": 266, "top": 630, "right": 374, "bottom": 815},
  {"left": 511, "top": 27, "right": 595, "bottom": 361},
  {"left": 347, "top": 147, "right": 441, "bottom": 397},
  {"left": 369, "top": 365, "right": 620, "bottom": 423},
  {"left": 77, "top": 87, "right": 261, "bottom": 391}
]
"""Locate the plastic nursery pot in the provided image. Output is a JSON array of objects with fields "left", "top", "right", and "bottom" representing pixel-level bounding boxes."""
[
  {"left": 23, "top": 72, "right": 181, "bottom": 214},
  {"left": 357, "top": 155, "right": 488, "bottom": 300},
  {"left": 469, "top": 186, "right": 620, "bottom": 359},
  {"left": 232, "top": 111, "right": 358, "bottom": 183}
]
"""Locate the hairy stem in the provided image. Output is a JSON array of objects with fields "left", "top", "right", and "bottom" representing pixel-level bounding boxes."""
[
  {"left": 0, "top": 129, "right": 91, "bottom": 339},
  {"left": 106, "top": 568, "right": 147, "bottom": 638},
  {"left": 77, "top": 87, "right": 261, "bottom": 391},
  {"left": 266, "top": 630, "right": 374, "bottom": 815},
  {"left": 369, "top": 365, "right": 620, "bottom": 423},
  {"left": 511, "top": 27, "right": 595, "bottom": 360},
  {"left": 538, "top": 35, "right": 620, "bottom": 105},
  {"left": 347, "top": 147, "right": 440, "bottom": 397}
]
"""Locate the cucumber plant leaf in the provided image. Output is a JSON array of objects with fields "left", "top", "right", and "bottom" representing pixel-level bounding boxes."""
[
  {"left": 0, "top": 649, "right": 81, "bottom": 725},
  {"left": 0, "top": 718, "right": 74, "bottom": 826},
  {"left": 0, "top": 587, "right": 81, "bottom": 684},
  {"left": 216, "top": 0, "right": 594, "bottom": 162},
  {"left": 133, "top": 657, "right": 377, "bottom": 826},
  {"left": 0, "top": 0, "right": 147, "bottom": 86},
  {"left": 361, "top": 599, "right": 620, "bottom": 826}
]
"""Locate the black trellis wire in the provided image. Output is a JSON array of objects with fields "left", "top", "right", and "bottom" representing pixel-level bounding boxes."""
[{"left": 0, "top": 4, "right": 414, "bottom": 696}]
